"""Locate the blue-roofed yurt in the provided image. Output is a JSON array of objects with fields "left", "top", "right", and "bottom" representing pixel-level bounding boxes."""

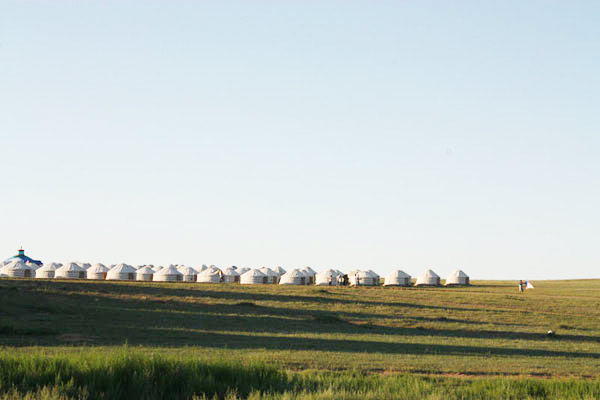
[{"left": 4, "top": 248, "right": 42, "bottom": 267}]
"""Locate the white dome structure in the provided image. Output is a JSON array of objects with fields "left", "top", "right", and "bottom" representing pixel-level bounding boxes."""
[
  {"left": 349, "top": 270, "right": 379, "bottom": 286},
  {"left": 279, "top": 269, "right": 307, "bottom": 285},
  {"left": 240, "top": 269, "right": 267, "bottom": 285},
  {"left": 135, "top": 266, "right": 154, "bottom": 281},
  {"left": 3, "top": 261, "right": 34, "bottom": 278},
  {"left": 86, "top": 263, "right": 109, "bottom": 280},
  {"left": 300, "top": 267, "right": 316, "bottom": 284},
  {"left": 259, "top": 267, "right": 280, "bottom": 284},
  {"left": 153, "top": 266, "right": 183, "bottom": 282},
  {"left": 179, "top": 267, "right": 198, "bottom": 282},
  {"left": 222, "top": 267, "right": 240, "bottom": 283},
  {"left": 366, "top": 270, "right": 381, "bottom": 285},
  {"left": 383, "top": 270, "right": 411, "bottom": 286},
  {"left": 315, "top": 269, "right": 339, "bottom": 286},
  {"left": 415, "top": 269, "right": 441, "bottom": 286},
  {"left": 35, "top": 263, "right": 58, "bottom": 279},
  {"left": 445, "top": 269, "right": 470, "bottom": 286},
  {"left": 55, "top": 262, "right": 86, "bottom": 279},
  {"left": 275, "top": 266, "right": 286, "bottom": 275},
  {"left": 106, "top": 263, "right": 137, "bottom": 281},
  {"left": 238, "top": 267, "right": 251, "bottom": 275},
  {"left": 197, "top": 268, "right": 221, "bottom": 283}
]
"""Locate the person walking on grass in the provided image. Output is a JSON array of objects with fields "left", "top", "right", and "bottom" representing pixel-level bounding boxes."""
[{"left": 518, "top": 280, "right": 524, "bottom": 293}]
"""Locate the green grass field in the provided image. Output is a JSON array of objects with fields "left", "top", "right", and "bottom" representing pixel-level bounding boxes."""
[{"left": 1, "top": 278, "right": 599, "bottom": 399}]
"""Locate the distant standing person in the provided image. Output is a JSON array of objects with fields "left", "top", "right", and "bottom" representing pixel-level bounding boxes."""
[{"left": 518, "top": 280, "right": 523, "bottom": 293}]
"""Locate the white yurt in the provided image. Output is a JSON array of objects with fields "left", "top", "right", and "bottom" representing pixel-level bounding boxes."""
[
  {"left": 315, "top": 269, "right": 339, "bottom": 286},
  {"left": 300, "top": 267, "right": 316, "bottom": 284},
  {"left": 55, "top": 262, "right": 86, "bottom": 279},
  {"left": 415, "top": 269, "right": 441, "bottom": 286},
  {"left": 366, "top": 270, "right": 381, "bottom": 285},
  {"left": 222, "top": 267, "right": 240, "bottom": 283},
  {"left": 179, "top": 267, "right": 197, "bottom": 282},
  {"left": 259, "top": 267, "right": 280, "bottom": 284},
  {"left": 383, "top": 270, "right": 411, "bottom": 286},
  {"left": 240, "top": 269, "right": 268, "bottom": 285},
  {"left": 35, "top": 264, "right": 58, "bottom": 279},
  {"left": 197, "top": 268, "right": 221, "bottom": 283},
  {"left": 238, "top": 267, "right": 251, "bottom": 275},
  {"left": 349, "top": 270, "right": 379, "bottom": 286},
  {"left": 445, "top": 270, "right": 470, "bottom": 286},
  {"left": 279, "top": 269, "right": 307, "bottom": 285},
  {"left": 3, "top": 261, "right": 34, "bottom": 278},
  {"left": 87, "top": 263, "right": 109, "bottom": 280},
  {"left": 106, "top": 263, "right": 137, "bottom": 281},
  {"left": 275, "top": 266, "right": 286, "bottom": 275},
  {"left": 135, "top": 266, "right": 154, "bottom": 281},
  {"left": 153, "top": 265, "right": 183, "bottom": 282}
]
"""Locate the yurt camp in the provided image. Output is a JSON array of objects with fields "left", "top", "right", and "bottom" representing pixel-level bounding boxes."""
[
  {"left": 315, "top": 269, "right": 339, "bottom": 286},
  {"left": 153, "top": 265, "right": 183, "bottom": 282},
  {"left": 35, "top": 263, "right": 58, "bottom": 279},
  {"left": 197, "top": 268, "right": 221, "bottom": 283},
  {"left": 87, "top": 264, "right": 109, "bottom": 280},
  {"left": 3, "top": 261, "right": 34, "bottom": 278},
  {"left": 55, "top": 262, "right": 86, "bottom": 279},
  {"left": 415, "top": 269, "right": 441, "bottom": 286},
  {"left": 240, "top": 269, "right": 268, "bottom": 285},
  {"left": 180, "top": 267, "right": 198, "bottom": 282},
  {"left": 106, "top": 263, "right": 137, "bottom": 281},
  {"left": 279, "top": 269, "right": 307, "bottom": 285},
  {"left": 445, "top": 269, "right": 470, "bottom": 286},
  {"left": 383, "top": 270, "right": 411, "bottom": 286},
  {"left": 260, "top": 267, "right": 280, "bottom": 284},
  {"left": 135, "top": 266, "right": 154, "bottom": 281},
  {"left": 222, "top": 267, "right": 240, "bottom": 283}
]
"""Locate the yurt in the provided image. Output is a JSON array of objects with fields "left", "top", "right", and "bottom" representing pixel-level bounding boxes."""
[
  {"left": 135, "top": 266, "right": 154, "bottom": 281},
  {"left": 35, "top": 263, "right": 58, "bottom": 279},
  {"left": 383, "top": 270, "right": 411, "bottom": 286},
  {"left": 415, "top": 269, "right": 441, "bottom": 286},
  {"left": 106, "top": 263, "right": 137, "bottom": 281},
  {"left": 222, "top": 267, "right": 240, "bottom": 283},
  {"left": 87, "top": 263, "right": 109, "bottom": 280},
  {"left": 350, "top": 270, "right": 379, "bottom": 286},
  {"left": 366, "top": 270, "right": 381, "bottom": 285},
  {"left": 153, "top": 265, "right": 183, "bottom": 282},
  {"left": 445, "top": 270, "right": 470, "bottom": 286},
  {"left": 259, "top": 267, "right": 280, "bottom": 284},
  {"left": 197, "top": 268, "right": 221, "bottom": 283},
  {"left": 3, "top": 248, "right": 42, "bottom": 268},
  {"left": 180, "top": 267, "right": 198, "bottom": 282},
  {"left": 55, "top": 262, "right": 86, "bottom": 279},
  {"left": 240, "top": 269, "right": 268, "bottom": 285},
  {"left": 3, "top": 261, "right": 34, "bottom": 278},
  {"left": 238, "top": 267, "right": 251, "bottom": 275},
  {"left": 315, "top": 269, "right": 339, "bottom": 286},
  {"left": 279, "top": 269, "right": 307, "bottom": 285},
  {"left": 301, "top": 267, "right": 316, "bottom": 284},
  {"left": 275, "top": 266, "right": 286, "bottom": 275}
]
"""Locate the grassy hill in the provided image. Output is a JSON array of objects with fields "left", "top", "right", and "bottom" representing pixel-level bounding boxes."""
[{"left": 0, "top": 278, "right": 599, "bottom": 399}]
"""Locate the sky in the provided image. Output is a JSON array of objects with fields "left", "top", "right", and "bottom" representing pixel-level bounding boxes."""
[{"left": 1, "top": 1, "right": 599, "bottom": 280}]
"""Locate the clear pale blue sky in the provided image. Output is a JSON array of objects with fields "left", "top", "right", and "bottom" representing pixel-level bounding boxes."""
[{"left": 1, "top": 1, "right": 599, "bottom": 279}]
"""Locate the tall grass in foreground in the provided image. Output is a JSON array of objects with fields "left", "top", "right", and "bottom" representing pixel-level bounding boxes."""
[{"left": 0, "top": 350, "right": 599, "bottom": 400}]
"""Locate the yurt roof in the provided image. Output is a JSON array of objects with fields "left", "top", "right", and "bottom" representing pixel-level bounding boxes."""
[
  {"left": 57, "top": 262, "right": 85, "bottom": 272},
  {"left": 448, "top": 269, "right": 468, "bottom": 278},
  {"left": 317, "top": 269, "right": 338, "bottom": 277},
  {"left": 223, "top": 267, "right": 240, "bottom": 276},
  {"left": 136, "top": 266, "right": 154, "bottom": 274},
  {"left": 109, "top": 263, "right": 136, "bottom": 274},
  {"left": 388, "top": 270, "right": 410, "bottom": 279},
  {"left": 366, "top": 270, "right": 380, "bottom": 278},
  {"left": 4, "top": 261, "right": 32, "bottom": 271},
  {"left": 154, "top": 266, "right": 182, "bottom": 276},
  {"left": 199, "top": 268, "right": 220, "bottom": 277},
  {"left": 275, "top": 266, "right": 286, "bottom": 275},
  {"left": 3, "top": 248, "right": 42, "bottom": 266},
  {"left": 301, "top": 266, "right": 316, "bottom": 274},
  {"left": 207, "top": 266, "right": 221, "bottom": 274},
  {"left": 238, "top": 267, "right": 251, "bottom": 274},
  {"left": 259, "top": 267, "right": 279, "bottom": 276},
  {"left": 420, "top": 269, "right": 440, "bottom": 278},
  {"left": 357, "top": 270, "right": 371, "bottom": 278},
  {"left": 180, "top": 267, "right": 198, "bottom": 275},
  {"left": 241, "top": 269, "right": 266, "bottom": 278},
  {"left": 282, "top": 269, "right": 304, "bottom": 278},
  {"left": 36, "top": 264, "right": 57, "bottom": 272},
  {"left": 88, "top": 263, "right": 109, "bottom": 273}
]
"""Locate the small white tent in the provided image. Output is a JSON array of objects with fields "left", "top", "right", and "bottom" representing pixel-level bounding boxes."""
[
  {"left": 197, "top": 268, "right": 221, "bottom": 283},
  {"left": 55, "top": 262, "right": 86, "bottom": 279},
  {"left": 106, "top": 263, "right": 137, "bottom": 281},
  {"left": 383, "top": 270, "right": 411, "bottom": 286},
  {"left": 279, "top": 269, "right": 307, "bottom": 285},
  {"left": 153, "top": 266, "right": 183, "bottom": 282},
  {"left": 240, "top": 269, "right": 267, "bottom": 285},
  {"left": 3, "top": 261, "right": 34, "bottom": 278},
  {"left": 315, "top": 269, "right": 339, "bottom": 286},
  {"left": 136, "top": 266, "right": 154, "bottom": 281},
  {"left": 179, "top": 267, "right": 198, "bottom": 282},
  {"left": 300, "top": 267, "right": 316, "bottom": 284},
  {"left": 445, "top": 270, "right": 469, "bottom": 286},
  {"left": 366, "top": 270, "right": 381, "bottom": 285},
  {"left": 87, "top": 263, "right": 109, "bottom": 280},
  {"left": 415, "top": 269, "right": 441, "bottom": 286},
  {"left": 349, "top": 270, "right": 379, "bottom": 286},
  {"left": 35, "top": 263, "right": 58, "bottom": 279},
  {"left": 259, "top": 267, "right": 280, "bottom": 284},
  {"left": 222, "top": 267, "right": 240, "bottom": 283}
]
